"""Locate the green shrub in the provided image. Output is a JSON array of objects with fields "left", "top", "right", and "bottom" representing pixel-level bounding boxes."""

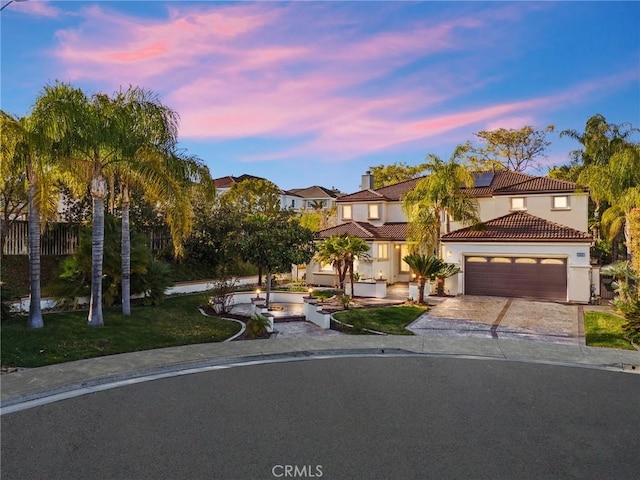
[
  {"left": 246, "top": 314, "right": 270, "bottom": 339},
  {"left": 138, "top": 260, "right": 174, "bottom": 306},
  {"left": 1, "top": 282, "right": 15, "bottom": 322},
  {"left": 44, "top": 216, "right": 173, "bottom": 307}
]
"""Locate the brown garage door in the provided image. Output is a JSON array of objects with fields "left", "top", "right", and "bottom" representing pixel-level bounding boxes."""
[{"left": 464, "top": 256, "right": 567, "bottom": 301}]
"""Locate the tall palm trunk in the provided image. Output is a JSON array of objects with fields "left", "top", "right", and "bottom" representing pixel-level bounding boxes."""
[
  {"left": 121, "top": 185, "right": 131, "bottom": 315},
  {"left": 88, "top": 175, "right": 107, "bottom": 327},
  {"left": 27, "top": 164, "right": 43, "bottom": 329}
]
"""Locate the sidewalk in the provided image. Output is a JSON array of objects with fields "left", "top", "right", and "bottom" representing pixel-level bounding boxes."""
[{"left": 2, "top": 335, "right": 638, "bottom": 410}]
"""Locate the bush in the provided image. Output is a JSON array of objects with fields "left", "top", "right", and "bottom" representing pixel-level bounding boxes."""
[
  {"left": 1, "top": 282, "right": 15, "bottom": 322},
  {"left": 209, "top": 277, "right": 238, "bottom": 314},
  {"left": 339, "top": 294, "right": 351, "bottom": 310},
  {"left": 246, "top": 314, "right": 270, "bottom": 339},
  {"left": 44, "top": 216, "right": 173, "bottom": 307},
  {"left": 138, "top": 260, "right": 174, "bottom": 306}
]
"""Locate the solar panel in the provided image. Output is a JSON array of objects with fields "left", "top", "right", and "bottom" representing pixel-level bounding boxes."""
[{"left": 473, "top": 172, "right": 494, "bottom": 188}]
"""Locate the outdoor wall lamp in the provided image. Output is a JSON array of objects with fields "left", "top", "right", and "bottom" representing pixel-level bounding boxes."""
[
  {"left": 255, "top": 288, "right": 261, "bottom": 299},
  {"left": 378, "top": 270, "right": 383, "bottom": 279}
]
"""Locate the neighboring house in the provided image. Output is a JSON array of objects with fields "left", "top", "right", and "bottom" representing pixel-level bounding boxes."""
[
  {"left": 212, "top": 174, "right": 303, "bottom": 210},
  {"left": 307, "top": 170, "right": 594, "bottom": 303},
  {"left": 285, "top": 185, "right": 343, "bottom": 210},
  {"left": 213, "top": 175, "right": 344, "bottom": 211}
]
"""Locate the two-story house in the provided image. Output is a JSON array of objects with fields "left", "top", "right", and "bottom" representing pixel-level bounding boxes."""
[{"left": 307, "top": 170, "right": 593, "bottom": 303}]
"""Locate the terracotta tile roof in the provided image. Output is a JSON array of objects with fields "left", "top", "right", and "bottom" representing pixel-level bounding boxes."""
[
  {"left": 493, "top": 176, "right": 580, "bottom": 195},
  {"left": 213, "top": 174, "right": 270, "bottom": 189},
  {"left": 337, "top": 177, "right": 422, "bottom": 202},
  {"left": 213, "top": 176, "right": 236, "bottom": 189},
  {"left": 315, "top": 222, "right": 407, "bottom": 241},
  {"left": 440, "top": 211, "right": 592, "bottom": 243},
  {"left": 338, "top": 170, "right": 582, "bottom": 202}
]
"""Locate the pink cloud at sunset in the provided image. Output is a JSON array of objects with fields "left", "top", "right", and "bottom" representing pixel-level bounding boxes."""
[{"left": 3, "top": 1, "right": 637, "bottom": 190}]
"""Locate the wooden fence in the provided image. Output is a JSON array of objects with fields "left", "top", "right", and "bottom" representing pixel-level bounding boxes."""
[{"left": 1, "top": 221, "right": 172, "bottom": 256}]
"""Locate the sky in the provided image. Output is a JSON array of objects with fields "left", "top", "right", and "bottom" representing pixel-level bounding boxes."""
[{"left": 1, "top": 1, "right": 639, "bottom": 193}]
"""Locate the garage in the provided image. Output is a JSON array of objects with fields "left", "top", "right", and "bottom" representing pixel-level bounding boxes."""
[{"left": 464, "top": 256, "right": 567, "bottom": 301}]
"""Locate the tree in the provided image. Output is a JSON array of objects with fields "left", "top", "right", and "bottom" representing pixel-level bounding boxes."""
[
  {"left": 403, "top": 155, "right": 480, "bottom": 255},
  {"left": 314, "top": 235, "right": 371, "bottom": 294},
  {"left": 579, "top": 145, "right": 640, "bottom": 259},
  {"left": 560, "top": 114, "right": 640, "bottom": 243},
  {"left": 402, "top": 254, "right": 444, "bottom": 304},
  {"left": 369, "top": 162, "right": 428, "bottom": 188},
  {"left": 220, "top": 178, "right": 282, "bottom": 217},
  {"left": 560, "top": 114, "right": 639, "bottom": 169},
  {"left": 236, "top": 214, "right": 315, "bottom": 307},
  {"left": 344, "top": 236, "right": 371, "bottom": 297},
  {"left": 32, "top": 83, "right": 121, "bottom": 326},
  {"left": 455, "top": 125, "right": 554, "bottom": 172},
  {"left": 299, "top": 205, "right": 337, "bottom": 232},
  {"left": 221, "top": 178, "right": 284, "bottom": 286},
  {"left": 109, "top": 87, "right": 181, "bottom": 315},
  {"left": 1, "top": 107, "right": 62, "bottom": 329}
]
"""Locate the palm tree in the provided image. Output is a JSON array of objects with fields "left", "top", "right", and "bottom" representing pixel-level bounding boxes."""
[
  {"left": 403, "top": 154, "right": 480, "bottom": 255},
  {"left": 561, "top": 114, "right": 639, "bottom": 239},
  {"left": 343, "top": 236, "right": 371, "bottom": 297},
  {"left": 34, "top": 83, "right": 143, "bottom": 326},
  {"left": 110, "top": 87, "right": 178, "bottom": 315},
  {"left": 1, "top": 109, "right": 61, "bottom": 329},
  {"left": 314, "top": 236, "right": 347, "bottom": 290},
  {"left": 402, "top": 253, "right": 445, "bottom": 304},
  {"left": 579, "top": 145, "right": 640, "bottom": 261},
  {"left": 313, "top": 235, "right": 370, "bottom": 294}
]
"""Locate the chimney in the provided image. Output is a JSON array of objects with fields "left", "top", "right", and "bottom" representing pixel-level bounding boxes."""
[{"left": 361, "top": 170, "right": 374, "bottom": 190}]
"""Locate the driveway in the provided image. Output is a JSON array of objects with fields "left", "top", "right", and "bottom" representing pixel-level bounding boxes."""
[{"left": 408, "top": 295, "right": 584, "bottom": 344}]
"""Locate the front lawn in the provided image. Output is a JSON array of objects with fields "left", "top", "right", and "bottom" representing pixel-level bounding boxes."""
[
  {"left": 0, "top": 293, "right": 241, "bottom": 368},
  {"left": 333, "top": 305, "right": 427, "bottom": 335},
  {"left": 584, "top": 310, "right": 635, "bottom": 351}
]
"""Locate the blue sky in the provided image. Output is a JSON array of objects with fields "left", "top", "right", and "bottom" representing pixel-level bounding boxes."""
[{"left": 1, "top": 1, "right": 639, "bottom": 193}]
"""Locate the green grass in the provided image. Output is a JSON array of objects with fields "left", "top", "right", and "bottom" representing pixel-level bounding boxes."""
[
  {"left": 0, "top": 293, "right": 241, "bottom": 368},
  {"left": 333, "top": 305, "right": 427, "bottom": 335},
  {"left": 584, "top": 311, "right": 635, "bottom": 350}
]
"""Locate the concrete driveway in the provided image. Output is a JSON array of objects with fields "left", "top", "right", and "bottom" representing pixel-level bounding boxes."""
[{"left": 408, "top": 295, "right": 585, "bottom": 344}]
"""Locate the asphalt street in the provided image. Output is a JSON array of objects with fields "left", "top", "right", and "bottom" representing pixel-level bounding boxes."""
[{"left": 2, "top": 356, "right": 639, "bottom": 480}]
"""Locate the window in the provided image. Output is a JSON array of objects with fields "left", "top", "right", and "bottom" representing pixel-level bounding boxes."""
[
  {"left": 377, "top": 243, "right": 388, "bottom": 260},
  {"left": 368, "top": 204, "right": 380, "bottom": 220},
  {"left": 400, "top": 244, "right": 410, "bottom": 272},
  {"left": 290, "top": 199, "right": 295, "bottom": 208},
  {"left": 515, "top": 258, "right": 537, "bottom": 264},
  {"left": 552, "top": 196, "right": 569, "bottom": 209},
  {"left": 342, "top": 205, "right": 352, "bottom": 220},
  {"left": 510, "top": 197, "right": 526, "bottom": 211}
]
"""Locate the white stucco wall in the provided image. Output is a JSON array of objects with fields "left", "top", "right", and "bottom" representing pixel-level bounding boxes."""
[
  {"left": 448, "top": 193, "right": 589, "bottom": 234},
  {"left": 441, "top": 241, "right": 592, "bottom": 303}
]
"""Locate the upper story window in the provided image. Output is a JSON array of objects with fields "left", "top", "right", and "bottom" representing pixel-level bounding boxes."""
[
  {"left": 342, "top": 205, "right": 352, "bottom": 220},
  {"left": 552, "top": 195, "right": 570, "bottom": 210},
  {"left": 368, "top": 204, "right": 380, "bottom": 220},
  {"left": 510, "top": 197, "right": 526, "bottom": 211}
]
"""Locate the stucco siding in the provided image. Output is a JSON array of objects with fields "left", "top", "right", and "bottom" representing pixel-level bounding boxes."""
[{"left": 442, "top": 241, "right": 591, "bottom": 303}]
